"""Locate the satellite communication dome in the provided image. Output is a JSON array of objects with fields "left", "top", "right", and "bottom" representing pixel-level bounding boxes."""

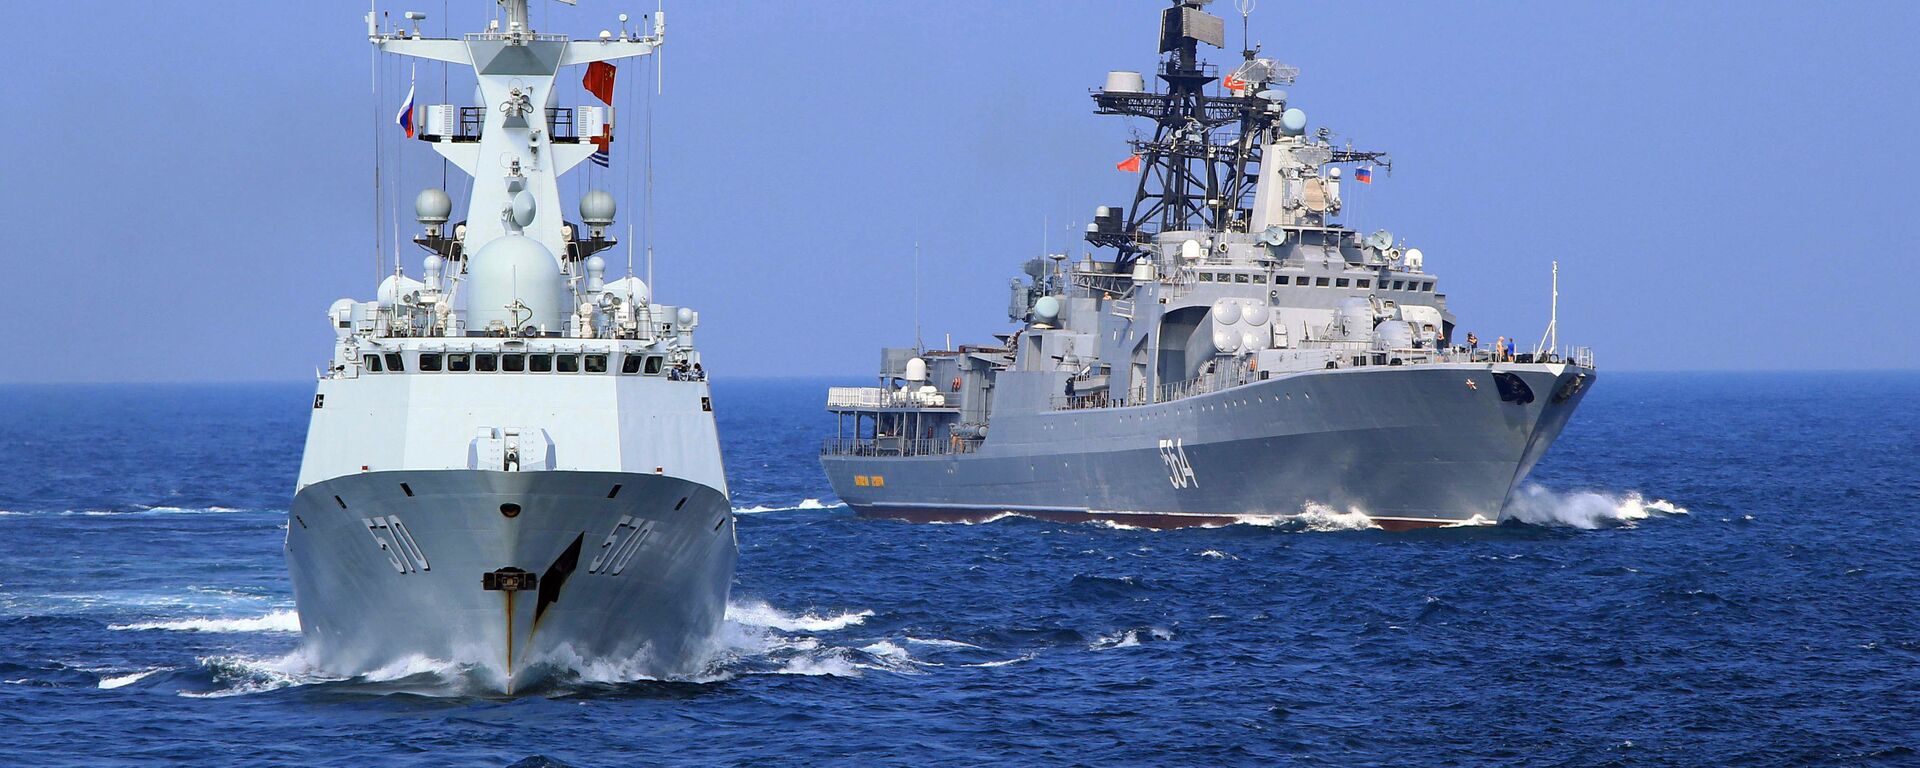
[
  {"left": 1032, "top": 295, "right": 1061, "bottom": 325},
  {"left": 415, "top": 188, "right": 453, "bottom": 225},
  {"left": 904, "top": 357, "right": 928, "bottom": 382},
  {"left": 580, "top": 190, "right": 617, "bottom": 227},
  {"left": 675, "top": 307, "right": 695, "bottom": 325},
  {"left": 1280, "top": 108, "right": 1308, "bottom": 136},
  {"left": 465, "top": 235, "right": 566, "bottom": 332}
]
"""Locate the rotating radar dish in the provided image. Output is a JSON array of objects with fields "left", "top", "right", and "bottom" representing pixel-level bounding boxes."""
[{"left": 1365, "top": 229, "right": 1395, "bottom": 251}]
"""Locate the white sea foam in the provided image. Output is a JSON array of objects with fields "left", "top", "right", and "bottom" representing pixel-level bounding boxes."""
[
  {"left": 1501, "top": 485, "right": 1688, "bottom": 530},
  {"left": 1230, "top": 502, "right": 1380, "bottom": 532},
  {"left": 1091, "top": 627, "right": 1173, "bottom": 650},
  {"left": 733, "top": 498, "right": 840, "bottom": 514},
  {"left": 111, "top": 609, "right": 300, "bottom": 634},
  {"left": 725, "top": 599, "right": 872, "bottom": 633},
  {"left": 926, "top": 511, "right": 1022, "bottom": 525},
  {"left": 1198, "top": 549, "right": 1234, "bottom": 559},
  {"left": 96, "top": 667, "right": 170, "bottom": 689},
  {"left": 183, "top": 651, "right": 338, "bottom": 699}
]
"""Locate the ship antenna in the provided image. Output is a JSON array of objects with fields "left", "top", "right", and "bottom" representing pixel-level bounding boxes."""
[
  {"left": 1534, "top": 261, "right": 1560, "bottom": 359},
  {"left": 369, "top": 2, "right": 385, "bottom": 286},
  {"left": 1238, "top": 0, "right": 1255, "bottom": 57},
  {"left": 914, "top": 240, "right": 923, "bottom": 351}
]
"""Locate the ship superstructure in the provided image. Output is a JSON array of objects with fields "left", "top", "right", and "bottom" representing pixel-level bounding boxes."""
[
  {"left": 821, "top": 1, "right": 1595, "bottom": 530},
  {"left": 288, "top": 1, "right": 734, "bottom": 692}
]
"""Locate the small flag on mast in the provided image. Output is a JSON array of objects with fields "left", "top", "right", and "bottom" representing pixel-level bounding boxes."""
[
  {"left": 1117, "top": 154, "right": 1143, "bottom": 173},
  {"left": 590, "top": 127, "right": 612, "bottom": 168},
  {"left": 1354, "top": 166, "right": 1373, "bottom": 184},
  {"left": 583, "top": 61, "right": 617, "bottom": 106},
  {"left": 1222, "top": 74, "right": 1247, "bottom": 93},
  {"left": 394, "top": 78, "right": 416, "bottom": 139}
]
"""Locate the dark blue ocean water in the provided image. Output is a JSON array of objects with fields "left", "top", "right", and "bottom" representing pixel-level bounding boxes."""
[{"left": 1, "top": 374, "right": 1915, "bottom": 766}]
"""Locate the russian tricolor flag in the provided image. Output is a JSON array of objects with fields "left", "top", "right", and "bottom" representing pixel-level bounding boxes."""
[
  {"left": 1354, "top": 166, "right": 1372, "bottom": 184},
  {"left": 394, "top": 81, "right": 416, "bottom": 139}
]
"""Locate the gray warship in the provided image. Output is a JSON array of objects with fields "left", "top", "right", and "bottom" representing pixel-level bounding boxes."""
[
  {"left": 288, "top": 1, "right": 734, "bottom": 693},
  {"left": 821, "top": 0, "right": 1595, "bottom": 531}
]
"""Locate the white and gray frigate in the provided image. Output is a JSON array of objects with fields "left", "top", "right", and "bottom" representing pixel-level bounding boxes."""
[
  {"left": 289, "top": 2, "right": 733, "bottom": 692},
  {"left": 821, "top": 1, "right": 1596, "bottom": 531}
]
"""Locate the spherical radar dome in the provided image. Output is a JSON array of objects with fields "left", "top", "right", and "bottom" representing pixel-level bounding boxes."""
[
  {"left": 416, "top": 188, "right": 453, "bottom": 225},
  {"left": 580, "top": 190, "right": 617, "bottom": 227}
]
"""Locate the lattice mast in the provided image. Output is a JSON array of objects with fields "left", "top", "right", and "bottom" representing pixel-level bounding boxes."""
[{"left": 1091, "top": 1, "right": 1276, "bottom": 255}]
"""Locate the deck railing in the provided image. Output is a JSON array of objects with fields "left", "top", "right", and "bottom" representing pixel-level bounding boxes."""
[
  {"left": 820, "top": 437, "right": 982, "bottom": 457},
  {"left": 1050, "top": 344, "right": 1596, "bottom": 411}
]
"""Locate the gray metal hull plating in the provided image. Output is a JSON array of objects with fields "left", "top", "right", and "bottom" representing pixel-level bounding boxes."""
[
  {"left": 824, "top": 364, "right": 1592, "bottom": 530},
  {"left": 286, "top": 469, "right": 736, "bottom": 691}
]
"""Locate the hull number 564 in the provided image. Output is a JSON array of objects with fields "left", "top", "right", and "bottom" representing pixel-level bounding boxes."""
[{"left": 1158, "top": 438, "right": 1199, "bottom": 489}]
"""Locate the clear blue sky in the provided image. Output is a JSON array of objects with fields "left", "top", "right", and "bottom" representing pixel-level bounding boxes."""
[{"left": 6, "top": 1, "right": 1916, "bottom": 383}]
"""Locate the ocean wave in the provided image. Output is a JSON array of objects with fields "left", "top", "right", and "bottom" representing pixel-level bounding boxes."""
[
  {"left": 1500, "top": 485, "right": 1688, "bottom": 530},
  {"left": 110, "top": 609, "right": 300, "bottom": 634},
  {"left": 732, "top": 498, "right": 840, "bottom": 514},
  {"left": 963, "top": 653, "right": 1036, "bottom": 668}
]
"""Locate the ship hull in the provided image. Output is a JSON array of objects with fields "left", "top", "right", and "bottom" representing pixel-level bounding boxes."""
[
  {"left": 286, "top": 468, "right": 735, "bottom": 692},
  {"left": 823, "top": 363, "right": 1592, "bottom": 530}
]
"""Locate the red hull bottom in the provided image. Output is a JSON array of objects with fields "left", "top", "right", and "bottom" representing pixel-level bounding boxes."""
[{"left": 848, "top": 505, "right": 1458, "bottom": 532}]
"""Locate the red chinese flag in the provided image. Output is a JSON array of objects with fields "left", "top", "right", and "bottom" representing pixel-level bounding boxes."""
[
  {"left": 583, "top": 61, "right": 617, "bottom": 105},
  {"left": 1117, "top": 154, "right": 1143, "bottom": 172}
]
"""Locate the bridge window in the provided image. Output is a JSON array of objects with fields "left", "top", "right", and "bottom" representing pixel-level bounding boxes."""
[
  {"left": 1252, "top": 274, "right": 1267, "bottom": 284},
  {"left": 448, "top": 353, "right": 471, "bottom": 372},
  {"left": 1391, "top": 280, "right": 1404, "bottom": 290},
  {"left": 529, "top": 354, "right": 552, "bottom": 373},
  {"left": 1234, "top": 273, "right": 1250, "bottom": 283},
  {"left": 621, "top": 354, "right": 643, "bottom": 374},
  {"left": 1356, "top": 279, "right": 1371, "bottom": 289},
  {"left": 419, "top": 353, "right": 442, "bottom": 372},
  {"left": 644, "top": 355, "right": 664, "bottom": 375},
  {"left": 384, "top": 353, "right": 404, "bottom": 372},
  {"left": 585, "top": 354, "right": 608, "bottom": 373},
  {"left": 1335, "top": 278, "right": 1350, "bottom": 288},
  {"left": 1198, "top": 272, "right": 1214, "bottom": 282},
  {"left": 502, "top": 354, "right": 525, "bottom": 372},
  {"left": 363, "top": 354, "right": 383, "bottom": 372},
  {"left": 1315, "top": 277, "right": 1330, "bottom": 287},
  {"left": 557, "top": 354, "right": 580, "bottom": 373},
  {"left": 475, "top": 353, "right": 497, "bottom": 372}
]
